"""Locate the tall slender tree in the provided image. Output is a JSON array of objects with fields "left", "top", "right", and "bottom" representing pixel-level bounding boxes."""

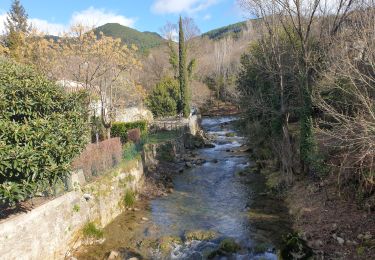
[
  {"left": 4, "top": 0, "right": 30, "bottom": 61},
  {"left": 178, "top": 16, "right": 190, "bottom": 117},
  {"left": 5, "top": 0, "right": 30, "bottom": 34}
]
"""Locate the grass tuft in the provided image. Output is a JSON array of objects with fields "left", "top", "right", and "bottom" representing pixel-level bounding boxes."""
[
  {"left": 123, "top": 189, "right": 136, "bottom": 207},
  {"left": 82, "top": 222, "right": 104, "bottom": 239}
]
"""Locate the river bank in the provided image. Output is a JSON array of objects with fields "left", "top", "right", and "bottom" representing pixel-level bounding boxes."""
[
  {"left": 286, "top": 176, "right": 375, "bottom": 259},
  {"left": 73, "top": 116, "right": 293, "bottom": 259}
]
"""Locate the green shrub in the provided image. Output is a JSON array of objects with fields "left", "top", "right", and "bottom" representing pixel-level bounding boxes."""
[
  {"left": 0, "top": 60, "right": 89, "bottom": 206},
  {"left": 123, "top": 142, "right": 139, "bottom": 161},
  {"left": 82, "top": 222, "right": 104, "bottom": 239},
  {"left": 145, "top": 77, "right": 180, "bottom": 118},
  {"left": 111, "top": 121, "right": 147, "bottom": 143},
  {"left": 156, "top": 143, "right": 175, "bottom": 162},
  {"left": 123, "top": 189, "right": 136, "bottom": 207}
]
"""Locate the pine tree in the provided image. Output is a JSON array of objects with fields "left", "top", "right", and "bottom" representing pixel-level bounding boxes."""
[
  {"left": 5, "top": 0, "right": 30, "bottom": 34},
  {"left": 178, "top": 16, "right": 190, "bottom": 118},
  {"left": 4, "top": 0, "right": 30, "bottom": 61}
]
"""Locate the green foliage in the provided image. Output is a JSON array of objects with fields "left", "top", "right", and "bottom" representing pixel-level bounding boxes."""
[
  {"left": 147, "top": 130, "right": 179, "bottom": 144},
  {"left": 145, "top": 77, "right": 180, "bottom": 118},
  {"left": 4, "top": 0, "right": 30, "bottom": 34},
  {"left": 237, "top": 45, "right": 284, "bottom": 153},
  {"left": 111, "top": 121, "right": 148, "bottom": 143},
  {"left": 82, "top": 222, "right": 104, "bottom": 239},
  {"left": 123, "top": 189, "right": 136, "bottom": 207},
  {"left": 187, "top": 58, "right": 196, "bottom": 80},
  {"left": 0, "top": 60, "right": 89, "bottom": 206},
  {"left": 167, "top": 41, "right": 179, "bottom": 78},
  {"left": 156, "top": 142, "right": 175, "bottom": 162},
  {"left": 94, "top": 23, "right": 164, "bottom": 53},
  {"left": 73, "top": 204, "right": 80, "bottom": 212},
  {"left": 202, "top": 21, "right": 247, "bottom": 40},
  {"left": 280, "top": 233, "right": 313, "bottom": 260},
  {"left": 123, "top": 142, "right": 139, "bottom": 161}
]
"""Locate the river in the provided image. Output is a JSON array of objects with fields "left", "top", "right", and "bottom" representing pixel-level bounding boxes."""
[{"left": 76, "top": 116, "right": 291, "bottom": 260}]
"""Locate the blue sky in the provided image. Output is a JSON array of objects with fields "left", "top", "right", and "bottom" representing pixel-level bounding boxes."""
[{"left": 0, "top": 0, "right": 245, "bottom": 36}]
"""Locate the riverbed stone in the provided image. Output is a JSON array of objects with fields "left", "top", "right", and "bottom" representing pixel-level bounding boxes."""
[
  {"left": 336, "top": 237, "right": 345, "bottom": 245},
  {"left": 107, "top": 250, "right": 120, "bottom": 259},
  {"left": 185, "top": 162, "right": 193, "bottom": 168},
  {"left": 219, "top": 238, "right": 241, "bottom": 253},
  {"left": 159, "top": 236, "right": 183, "bottom": 253},
  {"left": 185, "top": 230, "right": 218, "bottom": 241}
]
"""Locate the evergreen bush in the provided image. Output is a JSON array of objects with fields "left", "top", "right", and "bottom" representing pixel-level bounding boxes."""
[{"left": 0, "top": 60, "right": 89, "bottom": 206}]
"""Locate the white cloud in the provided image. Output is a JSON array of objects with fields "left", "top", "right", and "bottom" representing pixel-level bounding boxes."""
[
  {"left": 0, "top": 13, "right": 7, "bottom": 34},
  {"left": 29, "top": 18, "right": 66, "bottom": 36},
  {"left": 0, "top": 7, "right": 135, "bottom": 36},
  {"left": 151, "top": 0, "right": 219, "bottom": 14},
  {"left": 203, "top": 14, "right": 211, "bottom": 20},
  {"left": 70, "top": 7, "right": 135, "bottom": 28}
]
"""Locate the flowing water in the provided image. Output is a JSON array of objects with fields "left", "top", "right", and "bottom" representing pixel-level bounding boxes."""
[{"left": 78, "top": 116, "right": 291, "bottom": 259}]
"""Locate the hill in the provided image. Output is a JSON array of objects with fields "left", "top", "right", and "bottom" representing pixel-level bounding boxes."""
[
  {"left": 202, "top": 21, "right": 248, "bottom": 40},
  {"left": 94, "top": 23, "right": 165, "bottom": 52}
]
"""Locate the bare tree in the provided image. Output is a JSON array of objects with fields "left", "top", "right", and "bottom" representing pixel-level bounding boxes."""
[
  {"left": 314, "top": 2, "right": 375, "bottom": 190},
  {"left": 239, "top": 0, "right": 356, "bottom": 173}
]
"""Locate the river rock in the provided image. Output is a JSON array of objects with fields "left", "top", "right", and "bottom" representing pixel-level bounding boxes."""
[
  {"left": 309, "top": 239, "right": 324, "bottom": 248},
  {"left": 204, "top": 143, "right": 215, "bottom": 148},
  {"left": 185, "top": 162, "right": 193, "bottom": 168},
  {"left": 185, "top": 230, "right": 218, "bottom": 241},
  {"left": 336, "top": 237, "right": 345, "bottom": 245},
  {"left": 83, "top": 193, "right": 93, "bottom": 201},
  {"left": 364, "top": 232, "right": 372, "bottom": 240},
  {"left": 108, "top": 250, "right": 119, "bottom": 259},
  {"left": 195, "top": 159, "right": 206, "bottom": 165},
  {"left": 332, "top": 223, "right": 338, "bottom": 231},
  {"left": 219, "top": 238, "right": 241, "bottom": 253},
  {"left": 159, "top": 236, "right": 183, "bottom": 254}
]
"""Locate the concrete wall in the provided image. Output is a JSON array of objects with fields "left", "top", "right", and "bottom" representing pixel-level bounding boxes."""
[{"left": 0, "top": 159, "right": 144, "bottom": 260}]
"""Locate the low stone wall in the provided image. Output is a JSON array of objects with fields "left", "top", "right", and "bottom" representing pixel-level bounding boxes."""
[
  {"left": 152, "top": 115, "right": 200, "bottom": 135},
  {"left": 0, "top": 159, "right": 144, "bottom": 260},
  {"left": 143, "top": 115, "right": 199, "bottom": 169}
]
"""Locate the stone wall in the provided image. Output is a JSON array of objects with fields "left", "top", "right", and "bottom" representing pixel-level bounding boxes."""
[
  {"left": 188, "top": 115, "right": 200, "bottom": 136},
  {"left": 143, "top": 115, "right": 200, "bottom": 169},
  {"left": 0, "top": 159, "right": 144, "bottom": 260},
  {"left": 115, "top": 106, "right": 153, "bottom": 123}
]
